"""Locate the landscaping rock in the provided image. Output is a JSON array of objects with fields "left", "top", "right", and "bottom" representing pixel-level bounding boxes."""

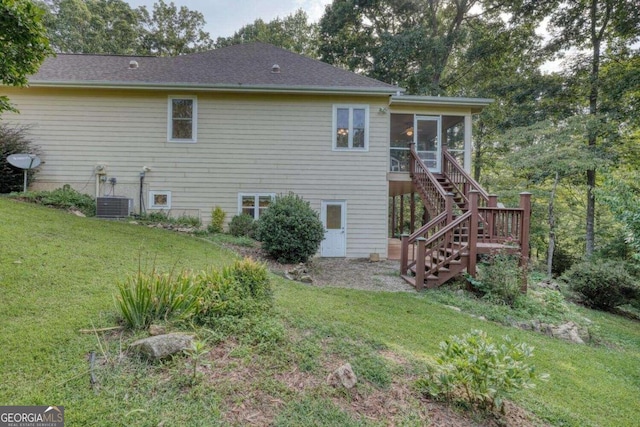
[
  {"left": 129, "top": 333, "right": 194, "bottom": 360},
  {"left": 535, "top": 279, "right": 561, "bottom": 291},
  {"left": 285, "top": 263, "right": 313, "bottom": 283},
  {"left": 148, "top": 324, "right": 166, "bottom": 336},
  {"left": 69, "top": 209, "right": 85, "bottom": 217},
  {"left": 327, "top": 363, "right": 357, "bottom": 389},
  {"left": 550, "top": 322, "right": 585, "bottom": 344}
]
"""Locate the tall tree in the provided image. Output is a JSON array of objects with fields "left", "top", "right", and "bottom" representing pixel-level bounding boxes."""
[
  {"left": 510, "top": 0, "right": 640, "bottom": 256},
  {"left": 0, "top": 0, "right": 51, "bottom": 114},
  {"left": 215, "top": 9, "right": 318, "bottom": 57},
  {"left": 139, "top": 0, "right": 213, "bottom": 56},
  {"left": 39, "top": 0, "right": 142, "bottom": 54}
]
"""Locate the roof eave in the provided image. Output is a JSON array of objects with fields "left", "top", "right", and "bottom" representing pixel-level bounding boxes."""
[
  {"left": 27, "top": 80, "right": 402, "bottom": 96},
  {"left": 390, "top": 95, "right": 493, "bottom": 113}
]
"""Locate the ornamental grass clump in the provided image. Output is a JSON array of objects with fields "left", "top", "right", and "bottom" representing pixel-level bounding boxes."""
[
  {"left": 195, "top": 258, "right": 272, "bottom": 323},
  {"left": 418, "top": 330, "right": 547, "bottom": 413},
  {"left": 115, "top": 269, "right": 202, "bottom": 329}
]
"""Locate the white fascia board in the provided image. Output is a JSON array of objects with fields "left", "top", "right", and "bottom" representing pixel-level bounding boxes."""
[
  {"left": 27, "top": 80, "right": 402, "bottom": 96},
  {"left": 389, "top": 95, "right": 493, "bottom": 113}
]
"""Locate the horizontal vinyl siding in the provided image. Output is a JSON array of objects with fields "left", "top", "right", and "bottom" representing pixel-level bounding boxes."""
[{"left": 4, "top": 88, "right": 390, "bottom": 258}]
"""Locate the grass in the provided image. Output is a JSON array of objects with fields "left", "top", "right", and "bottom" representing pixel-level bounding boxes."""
[{"left": 1, "top": 197, "right": 639, "bottom": 426}]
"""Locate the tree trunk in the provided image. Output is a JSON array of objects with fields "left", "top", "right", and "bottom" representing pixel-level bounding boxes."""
[{"left": 547, "top": 171, "right": 559, "bottom": 278}]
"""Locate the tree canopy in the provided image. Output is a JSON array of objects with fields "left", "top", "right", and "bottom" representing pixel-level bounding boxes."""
[{"left": 0, "top": 0, "right": 51, "bottom": 114}]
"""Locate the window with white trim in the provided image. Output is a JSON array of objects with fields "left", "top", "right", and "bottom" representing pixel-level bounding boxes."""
[
  {"left": 168, "top": 96, "right": 197, "bottom": 142},
  {"left": 238, "top": 193, "right": 275, "bottom": 220},
  {"left": 333, "top": 105, "right": 369, "bottom": 151},
  {"left": 149, "top": 191, "right": 171, "bottom": 209}
]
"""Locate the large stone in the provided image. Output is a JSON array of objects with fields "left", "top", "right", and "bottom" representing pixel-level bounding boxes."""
[
  {"left": 327, "top": 363, "right": 357, "bottom": 389},
  {"left": 129, "top": 333, "right": 194, "bottom": 360},
  {"left": 550, "top": 322, "right": 585, "bottom": 344}
]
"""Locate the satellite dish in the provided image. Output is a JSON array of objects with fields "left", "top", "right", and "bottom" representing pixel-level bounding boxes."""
[
  {"left": 6, "top": 153, "right": 41, "bottom": 193},
  {"left": 7, "top": 153, "right": 41, "bottom": 170}
]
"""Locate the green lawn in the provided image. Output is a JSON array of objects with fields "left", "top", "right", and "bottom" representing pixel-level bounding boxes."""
[{"left": 1, "top": 198, "right": 639, "bottom": 426}]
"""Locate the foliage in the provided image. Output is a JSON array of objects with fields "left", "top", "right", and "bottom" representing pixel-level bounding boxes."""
[
  {"left": 195, "top": 258, "right": 272, "bottom": 322},
  {"left": 138, "top": 0, "right": 213, "bottom": 56},
  {"left": 208, "top": 206, "right": 225, "bottom": 234},
  {"left": 215, "top": 9, "right": 317, "bottom": 57},
  {"left": 256, "top": 193, "right": 324, "bottom": 264},
  {"left": 562, "top": 259, "right": 639, "bottom": 311},
  {"left": 38, "top": 0, "right": 213, "bottom": 56},
  {"left": 136, "top": 211, "right": 201, "bottom": 228},
  {"left": 418, "top": 330, "right": 546, "bottom": 413},
  {"left": 12, "top": 185, "right": 96, "bottom": 216},
  {"left": 39, "top": 0, "right": 143, "bottom": 54},
  {"left": 182, "top": 339, "right": 208, "bottom": 384},
  {"left": 0, "top": 0, "right": 51, "bottom": 114},
  {"left": 0, "top": 125, "right": 39, "bottom": 193},
  {"left": 115, "top": 268, "right": 202, "bottom": 329},
  {"left": 228, "top": 213, "right": 256, "bottom": 238},
  {"left": 599, "top": 174, "right": 640, "bottom": 260},
  {"left": 469, "top": 252, "right": 523, "bottom": 307}
]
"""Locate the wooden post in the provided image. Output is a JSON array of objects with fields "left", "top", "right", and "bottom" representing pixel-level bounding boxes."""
[
  {"left": 519, "top": 192, "right": 532, "bottom": 293},
  {"left": 415, "top": 237, "right": 426, "bottom": 291},
  {"left": 410, "top": 191, "right": 415, "bottom": 234},
  {"left": 399, "top": 194, "right": 404, "bottom": 235},
  {"left": 409, "top": 142, "right": 416, "bottom": 176},
  {"left": 468, "top": 190, "right": 479, "bottom": 277},
  {"left": 445, "top": 193, "right": 454, "bottom": 224},
  {"left": 391, "top": 196, "right": 396, "bottom": 237},
  {"left": 487, "top": 194, "right": 498, "bottom": 240},
  {"left": 488, "top": 195, "right": 498, "bottom": 208},
  {"left": 400, "top": 234, "right": 409, "bottom": 275}
]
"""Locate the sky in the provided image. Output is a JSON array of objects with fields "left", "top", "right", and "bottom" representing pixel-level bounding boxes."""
[{"left": 125, "top": 0, "right": 333, "bottom": 40}]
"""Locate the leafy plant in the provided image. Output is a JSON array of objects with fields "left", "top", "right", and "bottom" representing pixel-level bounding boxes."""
[
  {"left": 208, "top": 206, "right": 225, "bottom": 233},
  {"left": 183, "top": 340, "right": 209, "bottom": 383},
  {"left": 228, "top": 213, "right": 256, "bottom": 238},
  {"left": 256, "top": 193, "right": 324, "bottom": 263},
  {"left": 563, "top": 259, "right": 639, "bottom": 311},
  {"left": 115, "top": 269, "right": 202, "bottom": 329},
  {"left": 0, "top": 125, "right": 40, "bottom": 193},
  {"left": 195, "top": 258, "right": 272, "bottom": 323},
  {"left": 469, "top": 252, "right": 523, "bottom": 306},
  {"left": 418, "top": 330, "right": 547, "bottom": 413},
  {"left": 11, "top": 185, "right": 96, "bottom": 216}
]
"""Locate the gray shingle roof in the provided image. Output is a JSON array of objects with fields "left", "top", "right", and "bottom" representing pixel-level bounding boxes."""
[{"left": 30, "top": 42, "right": 401, "bottom": 94}]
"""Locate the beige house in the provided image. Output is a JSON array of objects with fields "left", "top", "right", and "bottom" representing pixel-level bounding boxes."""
[{"left": 3, "top": 42, "right": 494, "bottom": 261}]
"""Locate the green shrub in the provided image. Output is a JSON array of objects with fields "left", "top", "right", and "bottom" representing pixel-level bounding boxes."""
[
  {"left": 418, "top": 330, "right": 546, "bottom": 413},
  {"left": 137, "top": 211, "right": 201, "bottom": 228},
  {"left": 563, "top": 259, "right": 639, "bottom": 311},
  {"left": 115, "top": 269, "right": 202, "bottom": 329},
  {"left": 208, "top": 206, "right": 226, "bottom": 233},
  {"left": 256, "top": 193, "right": 324, "bottom": 263},
  {"left": 469, "top": 252, "right": 523, "bottom": 306},
  {"left": 12, "top": 186, "right": 96, "bottom": 216},
  {"left": 228, "top": 214, "right": 256, "bottom": 238},
  {"left": 0, "top": 125, "right": 39, "bottom": 194},
  {"left": 195, "top": 258, "right": 272, "bottom": 323}
]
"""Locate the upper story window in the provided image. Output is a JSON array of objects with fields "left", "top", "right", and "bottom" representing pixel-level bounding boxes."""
[
  {"left": 168, "top": 96, "right": 197, "bottom": 142},
  {"left": 333, "top": 105, "right": 369, "bottom": 151}
]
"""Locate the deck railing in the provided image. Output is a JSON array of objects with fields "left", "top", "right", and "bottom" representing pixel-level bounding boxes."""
[
  {"left": 409, "top": 143, "right": 447, "bottom": 218},
  {"left": 442, "top": 150, "right": 491, "bottom": 207}
]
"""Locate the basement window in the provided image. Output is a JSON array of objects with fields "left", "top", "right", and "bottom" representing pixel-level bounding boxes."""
[
  {"left": 168, "top": 96, "right": 197, "bottom": 142},
  {"left": 149, "top": 191, "right": 172, "bottom": 209},
  {"left": 238, "top": 193, "right": 275, "bottom": 220}
]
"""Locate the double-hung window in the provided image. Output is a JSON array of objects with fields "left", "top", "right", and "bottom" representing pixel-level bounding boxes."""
[
  {"left": 238, "top": 193, "right": 275, "bottom": 220},
  {"left": 333, "top": 105, "right": 369, "bottom": 151},
  {"left": 168, "top": 96, "right": 197, "bottom": 142}
]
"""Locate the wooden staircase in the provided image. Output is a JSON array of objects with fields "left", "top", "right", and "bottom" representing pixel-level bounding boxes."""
[{"left": 400, "top": 145, "right": 531, "bottom": 290}]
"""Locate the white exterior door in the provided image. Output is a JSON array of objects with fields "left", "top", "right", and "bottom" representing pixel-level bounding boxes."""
[
  {"left": 415, "top": 116, "right": 441, "bottom": 173},
  {"left": 321, "top": 201, "right": 346, "bottom": 257}
]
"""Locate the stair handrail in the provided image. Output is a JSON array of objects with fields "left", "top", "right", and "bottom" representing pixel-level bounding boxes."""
[
  {"left": 408, "top": 211, "right": 447, "bottom": 243},
  {"left": 442, "top": 150, "right": 490, "bottom": 206},
  {"left": 409, "top": 143, "right": 448, "bottom": 216}
]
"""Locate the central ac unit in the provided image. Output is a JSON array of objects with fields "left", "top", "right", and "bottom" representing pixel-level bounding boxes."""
[{"left": 96, "top": 197, "right": 132, "bottom": 218}]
